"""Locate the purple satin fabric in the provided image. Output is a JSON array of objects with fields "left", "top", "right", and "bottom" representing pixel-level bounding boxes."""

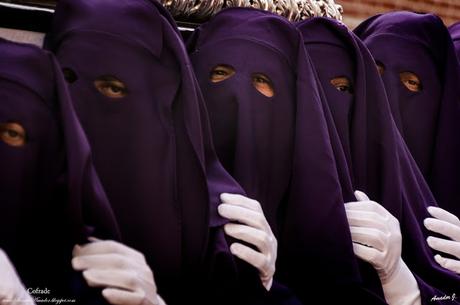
[
  {"left": 449, "top": 22, "right": 460, "bottom": 62},
  {"left": 355, "top": 12, "right": 460, "bottom": 220},
  {"left": 297, "top": 17, "right": 460, "bottom": 304},
  {"left": 0, "top": 38, "right": 120, "bottom": 303},
  {"left": 45, "top": 0, "right": 271, "bottom": 304},
  {"left": 187, "top": 8, "right": 383, "bottom": 304}
]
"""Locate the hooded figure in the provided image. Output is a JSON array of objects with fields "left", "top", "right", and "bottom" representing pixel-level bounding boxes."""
[
  {"left": 298, "top": 17, "right": 460, "bottom": 304},
  {"left": 188, "top": 7, "right": 386, "bottom": 304},
  {"left": 448, "top": 22, "right": 460, "bottom": 62},
  {"left": 354, "top": 12, "right": 460, "bottom": 220},
  {"left": 0, "top": 38, "right": 119, "bottom": 303},
  {"left": 45, "top": 0, "right": 270, "bottom": 304}
]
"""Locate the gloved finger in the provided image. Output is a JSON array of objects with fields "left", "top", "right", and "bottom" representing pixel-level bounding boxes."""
[
  {"left": 354, "top": 190, "right": 370, "bottom": 201},
  {"left": 88, "top": 237, "right": 102, "bottom": 242},
  {"left": 434, "top": 254, "right": 460, "bottom": 274},
  {"left": 102, "top": 288, "right": 144, "bottom": 305},
  {"left": 427, "top": 206, "right": 460, "bottom": 227},
  {"left": 345, "top": 201, "right": 393, "bottom": 221},
  {"left": 426, "top": 236, "right": 460, "bottom": 259},
  {"left": 345, "top": 209, "right": 387, "bottom": 231},
  {"left": 218, "top": 203, "right": 269, "bottom": 231},
  {"left": 72, "top": 254, "right": 153, "bottom": 281},
  {"left": 261, "top": 277, "right": 273, "bottom": 291},
  {"left": 0, "top": 248, "right": 14, "bottom": 266},
  {"left": 349, "top": 226, "right": 387, "bottom": 252},
  {"left": 230, "top": 242, "right": 270, "bottom": 275},
  {"left": 352, "top": 242, "right": 381, "bottom": 264},
  {"left": 224, "top": 223, "right": 272, "bottom": 254},
  {"left": 73, "top": 240, "right": 145, "bottom": 263},
  {"left": 220, "top": 193, "right": 262, "bottom": 212},
  {"left": 0, "top": 249, "right": 26, "bottom": 293},
  {"left": 424, "top": 218, "right": 460, "bottom": 242},
  {"left": 83, "top": 269, "right": 140, "bottom": 291},
  {"left": 73, "top": 253, "right": 133, "bottom": 270}
]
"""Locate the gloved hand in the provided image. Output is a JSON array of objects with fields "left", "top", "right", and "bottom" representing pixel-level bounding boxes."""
[
  {"left": 218, "top": 193, "right": 277, "bottom": 291},
  {"left": 0, "top": 249, "right": 35, "bottom": 305},
  {"left": 72, "top": 238, "right": 166, "bottom": 305},
  {"left": 345, "top": 191, "right": 421, "bottom": 305},
  {"left": 424, "top": 206, "right": 460, "bottom": 274}
]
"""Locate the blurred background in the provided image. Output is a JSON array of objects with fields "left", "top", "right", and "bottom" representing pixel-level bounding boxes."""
[
  {"left": 340, "top": 0, "right": 460, "bottom": 28},
  {"left": 1, "top": 0, "right": 459, "bottom": 28}
]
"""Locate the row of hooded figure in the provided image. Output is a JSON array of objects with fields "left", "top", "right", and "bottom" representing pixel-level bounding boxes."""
[{"left": 0, "top": 0, "right": 459, "bottom": 304}]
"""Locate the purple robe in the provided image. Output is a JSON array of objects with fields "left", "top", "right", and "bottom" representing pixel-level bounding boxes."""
[
  {"left": 188, "top": 7, "right": 385, "bottom": 304},
  {"left": 448, "top": 22, "right": 460, "bottom": 62},
  {"left": 355, "top": 11, "right": 460, "bottom": 220},
  {"left": 0, "top": 37, "right": 120, "bottom": 303},
  {"left": 298, "top": 16, "right": 460, "bottom": 304},
  {"left": 45, "top": 1, "right": 272, "bottom": 304}
]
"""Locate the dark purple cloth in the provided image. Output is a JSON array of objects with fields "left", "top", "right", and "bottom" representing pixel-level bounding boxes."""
[
  {"left": 355, "top": 12, "right": 460, "bottom": 220},
  {"left": 449, "top": 22, "right": 460, "bottom": 63},
  {"left": 297, "top": 16, "right": 460, "bottom": 304},
  {"left": 45, "top": 1, "right": 269, "bottom": 304},
  {"left": 187, "top": 8, "right": 381, "bottom": 304},
  {"left": 0, "top": 38, "right": 120, "bottom": 303}
]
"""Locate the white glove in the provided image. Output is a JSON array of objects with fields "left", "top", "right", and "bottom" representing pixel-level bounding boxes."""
[
  {"left": 345, "top": 191, "right": 421, "bottom": 305},
  {"left": 218, "top": 193, "right": 277, "bottom": 291},
  {"left": 72, "top": 238, "right": 166, "bottom": 305},
  {"left": 0, "top": 249, "right": 35, "bottom": 305},
  {"left": 424, "top": 206, "right": 460, "bottom": 274}
]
